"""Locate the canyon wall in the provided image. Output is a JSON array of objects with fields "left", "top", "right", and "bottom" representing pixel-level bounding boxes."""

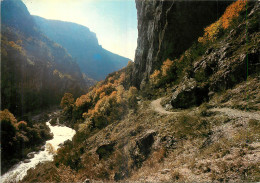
[{"left": 132, "top": 0, "right": 230, "bottom": 88}]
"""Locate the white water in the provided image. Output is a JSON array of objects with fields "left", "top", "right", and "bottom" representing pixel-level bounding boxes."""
[{"left": 1, "top": 120, "right": 76, "bottom": 183}]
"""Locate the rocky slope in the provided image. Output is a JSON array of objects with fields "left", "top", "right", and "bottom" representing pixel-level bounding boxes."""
[
  {"left": 132, "top": 0, "right": 231, "bottom": 88},
  {"left": 33, "top": 16, "right": 130, "bottom": 80}
]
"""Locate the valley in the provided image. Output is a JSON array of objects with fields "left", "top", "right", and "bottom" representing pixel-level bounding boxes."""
[{"left": 1, "top": 0, "right": 259, "bottom": 182}]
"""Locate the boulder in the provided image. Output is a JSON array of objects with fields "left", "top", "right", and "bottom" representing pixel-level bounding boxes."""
[
  {"left": 171, "top": 78, "right": 208, "bottom": 109},
  {"left": 27, "top": 152, "right": 35, "bottom": 159},
  {"left": 130, "top": 130, "right": 156, "bottom": 167},
  {"left": 96, "top": 141, "right": 116, "bottom": 160},
  {"left": 24, "top": 159, "right": 31, "bottom": 163}
]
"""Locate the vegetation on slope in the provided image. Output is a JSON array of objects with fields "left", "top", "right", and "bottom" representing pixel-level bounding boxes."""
[
  {"left": 0, "top": 109, "right": 52, "bottom": 174},
  {"left": 22, "top": 1, "right": 259, "bottom": 182},
  {"left": 1, "top": 0, "right": 90, "bottom": 116}
]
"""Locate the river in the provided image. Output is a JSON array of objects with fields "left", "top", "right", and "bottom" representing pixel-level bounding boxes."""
[{"left": 1, "top": 120, "right": 76, "bottom": 183}]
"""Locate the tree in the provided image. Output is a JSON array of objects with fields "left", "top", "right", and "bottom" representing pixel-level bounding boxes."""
[
  {"left": 161, "top": 59, "right": 174, "bottom": 77},
  {"left": 0, "top": 109, "right": 17, "bottom": 153},
  {"left": 198, "top": 0, "right": 247, "bottom": 43},
  {"left": 60, "top": 93, "right": 74, "bottom": 110},
  {"left": 0, "top": 109, "right": 17, "bottom": 126}
]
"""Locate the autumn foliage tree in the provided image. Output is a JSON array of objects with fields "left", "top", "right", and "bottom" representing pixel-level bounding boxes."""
[
  {"left": 59, "top": 62, "right": 138, "bottom": 133},
  {"left": 150, "top": 70, "right": 161, "bottom": 85},
  {"left": 0, "top": 109, "right": 17, "bottom": 151},
  {"left": 222, "top": 0, "right": 247, "bottom": 29},
  {"left": 61, "top": 93, "right": 75, "bottom": 109},
  {"left": 198, "top": 0, "right": 247, "bottom": 43},
  {"left": 149, "top": 58, "right": 176, "bottom": 87}
]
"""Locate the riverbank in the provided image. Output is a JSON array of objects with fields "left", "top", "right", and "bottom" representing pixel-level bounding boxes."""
[
  {"left": 1, "top": 109, "right": 61, "bottom": 175},
  {"left": 1, "top": 117, "right": 76, "bottom": 182}
]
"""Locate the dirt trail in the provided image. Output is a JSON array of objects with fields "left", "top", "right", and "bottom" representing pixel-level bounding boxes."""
[
  {"left": 151, "top": 98, "right": 176, "bottom": 115},
  {"left": 210, "top": 107, "right": 260, "bottom": 120}
]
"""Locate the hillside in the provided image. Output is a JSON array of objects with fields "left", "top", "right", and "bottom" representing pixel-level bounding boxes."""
[
  {"left": 1, "top": 0, "right": 92, "bottom": 116},
  {"left": 33, "top": 16, "right": 130, "bottom": 80},
  {"left": 22, "top": 1, "right": 259, "bottom": 182}
]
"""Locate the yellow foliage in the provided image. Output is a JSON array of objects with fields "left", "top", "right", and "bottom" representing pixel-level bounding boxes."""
[
  {"left": 82, "top": 112, "right": 88, "bottom": 119},
  {"left": 198, "top": 0, "right": 247, "bottom": 43},
  {"left": 60, "top": 93, "right": 74, "bottom": 109},
  {"left": 108, "top": 76, "right": 114, "bottom": 83},
  {"left": 116, "top": 85, "right": 125, "bottom": 103},
  {"left": 150, "top": 70, "right": 161, "bottom": 84},
  {"left": 75, "top": 94, "right": 91, "bottom": 108},
  {"left": 94, "top": 83, "right": 113, "bottom": 99},
  {"left": 222, "top": 0, "right": 247, "bottom": 29},
  {"left": 200, "top": 19, "right": 222, "bottom": 43},
  {"left": 99, "top": 92, "right": 106, "bottom": 99},
  {"left": 161, "top": 59, "right": 174, "bottom": 76},
  {"left": 118, "top": 73, "right": 126, "bottom": 84},
  {"left": 0, "top": 109, "right": 17, "bottom": 125}
]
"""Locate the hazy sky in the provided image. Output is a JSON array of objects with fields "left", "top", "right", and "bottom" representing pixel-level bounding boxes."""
[{"left": 22, "top": 0, "right": 138, "bottom": 60}]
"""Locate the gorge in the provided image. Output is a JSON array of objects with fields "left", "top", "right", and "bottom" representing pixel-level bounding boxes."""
[{"left": 1, "top": 0, "right": 260, "bottom": 182}]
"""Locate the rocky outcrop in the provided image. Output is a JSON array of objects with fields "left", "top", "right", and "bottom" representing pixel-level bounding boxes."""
[
  {"left": 130, "top": 130, "right": 156, "bottom": 167},
  {"left": 96, "top": 141, "right": 116, "bottom": 160},
  {"left": 132, "top": 0, "right": 231, "bottom": 88},
  {"left": 171, "top": 78, "right": 209, "bottom": 108}
]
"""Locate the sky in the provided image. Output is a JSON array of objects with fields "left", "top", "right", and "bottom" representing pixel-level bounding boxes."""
[{"left": 22, "top": 0, "right": 138, "bottom": 60}]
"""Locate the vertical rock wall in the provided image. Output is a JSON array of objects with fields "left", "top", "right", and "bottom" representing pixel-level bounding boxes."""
[{"left": 132, "top": 0, "right": 231, "bottom": 88}]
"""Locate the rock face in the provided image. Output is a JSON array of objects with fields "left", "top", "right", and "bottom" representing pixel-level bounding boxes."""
[
  {"left": 132, "top": 0, "right": 230, "bottom": 88},
  {"left": 96, "top": 142, "right": 116, "bottom": 160},
  {"left": 171, "top": 78, "right": 209, "bottom": 108},
  {"left": 130, "top": 130, "right": 156, "bottom": 167}
]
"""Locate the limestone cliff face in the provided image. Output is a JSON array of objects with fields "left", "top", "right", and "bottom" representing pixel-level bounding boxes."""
[{"left": 132, "top": 0, "right": 230, "bottom": 88}]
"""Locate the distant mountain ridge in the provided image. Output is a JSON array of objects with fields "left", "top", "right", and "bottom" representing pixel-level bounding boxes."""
[
  {"left": 1, "top": 0, "right": 92, "bottom": 115},
  {"left": 33, "top": 16, "right": 130, "bottom": 80}
]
